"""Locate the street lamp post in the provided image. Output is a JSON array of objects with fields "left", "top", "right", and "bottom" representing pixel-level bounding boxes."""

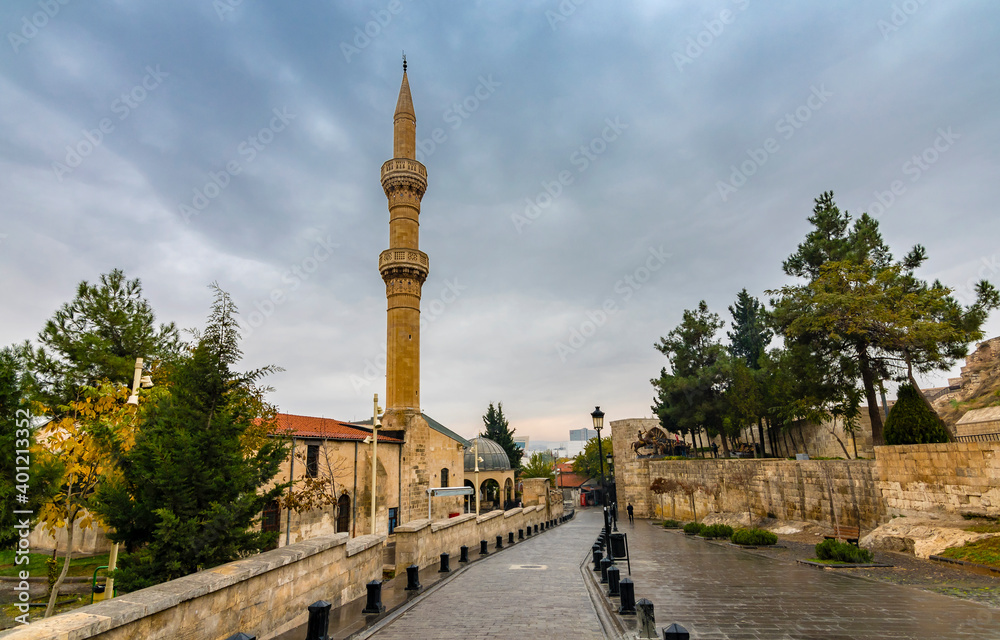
[
  {"left": 591, "top": 406, "right": 610, "bottom": 541},
  {"left": 108, "top": 357, "right": 152, "bottom": 599},
  {"left": 473, "top": 438, "right": 483, "bottom": 516},
  {"left": 365, "top": 394, "right": 382, "bottom": 536},
  {"left": 607, "top": 452, "right": 618, "bottom": 532}
]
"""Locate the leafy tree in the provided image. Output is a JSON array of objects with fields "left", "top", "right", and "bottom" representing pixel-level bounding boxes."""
[
  {"left": 519, "top": 452, "right": 554, "bottom": 482},
  {"left": 23, "top": 269, "right": 181, "bottom": 410},
  {"left": 92, "top": 285, "right": 287, "bottom": 592},
  {"left": 649, "top": 477, "right": 679, "bottom": 519},
  {"left": 571, "top": 436, "right": 613, "bottom": 481},
  {"left": 35, "top": 382, "right": 136, "bottom": 617},
  {"left": 0, "top": 347, "right": 60, "bottom": 549},
  {"left": 651, "top": 301, "right": 734, "bottom": 455},
  {"left": 481, "top": 402, "right": 521, "bottom": 470},
  {"left": 884, "top": 383, "right": 951, "bottom": 445},
  {"left": 772, "top": 193, "right": 998, "bottom": 445}
]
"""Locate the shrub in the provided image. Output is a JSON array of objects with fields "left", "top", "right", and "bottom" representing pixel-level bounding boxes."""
[
  {"left": 883, "top": 383, "right": 951, "bottom": 445},
  {"left": 699, "top": 524, "right": 734, "bottom": 539},
  {"left": 731, "top": 528, "right": 778, "bottom": 546},
  {"left": 683, "top": 522, "right": 704, "bottom": 535},
  {"left": 662, "top": 519, "right": 682, "bottom": 529},
  {"left": 814, "top": 539, "right": 873, "bottom": 564}
]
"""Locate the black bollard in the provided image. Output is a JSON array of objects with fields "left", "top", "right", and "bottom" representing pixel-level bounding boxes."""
[
  {"left": 439, "top": 552, "right": 450, "bottom": 573},
  {"left": 404, "top": 564, "right": 422, "bottom": 591},
  {"left": 362, "top": 580, "right": 385, "bottom": 614},
  {"left": 607, "top": 565, "right": 621, "bottom": 597},
  {"left": 496, "top": 535, "right": 503, "bottom": 550},
  {"left": 618, "top": 578, "right": 636, "bottom": 615},
  {"left": 480, "top": 539, "right": 489, "bottom": 555},
  {"left": 662, "top": 623, "right": 690, "bottom": 640},
  {"left": 592, "top": 549, "right": 603, "bottom": 572},
  {"left": 459, "top": 545, "right": 469, "bottom": 563},
  {"left": 526, "top": 525, "right": 532, "bottom": 537},
  {"left": 508, "top": 531, "right": 514, "bottom": 544},
  {"left": 306, "top": 600, "right": 331, "bottom": 640},
  {"left": 225, "top": 634, "right": 256, "bottom": 640},
  {"left": 637, "top": 599, "right": 655, "bottom": 638},
  {"left": 600, "top": 556, "right": 613, "bottom": 584},
  {"left": 518, "top": 529, "right": 524, "bottom": 540},
  {"left": 534, "top": 524, "right": 539, "bottom": 534}
]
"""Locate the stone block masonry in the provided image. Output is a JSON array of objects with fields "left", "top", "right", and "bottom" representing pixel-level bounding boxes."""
[
  {"left": 1, "top": 533, "right": 385, "bottom": 640},
  {"left": 612, "top": 416, "right": 1000, "bottom": 529}
]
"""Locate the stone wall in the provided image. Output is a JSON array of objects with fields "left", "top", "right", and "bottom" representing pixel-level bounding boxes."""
[
  {"left": 393, "top": 502, "right": 564, "bottom": 571},
  {"left": 613, "top": 414, "right": 1000, "bottom": 529},
  {"left": 876, "top": 442, "right": 1000, "bottom": 518},
  {"left": 629, "top": 458, "right": 884, "bottom": 529},
  {"left": 2, "top": 533, "right": 385, "bottom": 640}
]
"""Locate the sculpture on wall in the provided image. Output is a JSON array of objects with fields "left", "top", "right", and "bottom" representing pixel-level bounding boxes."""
[{"left": 632, "top": 428, "right": 687, "bottom": 457}]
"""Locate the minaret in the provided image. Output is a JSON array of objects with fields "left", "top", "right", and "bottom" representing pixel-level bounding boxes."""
[{"left": 380, "top": 58, "right": 430, "bottom": 521}]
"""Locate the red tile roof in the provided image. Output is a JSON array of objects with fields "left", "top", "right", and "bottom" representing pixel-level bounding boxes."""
[
  {"left": 555, "top": 462, "right": 589, "bottom": 488},
  {"left": 272, "top": 413, "right": 403, "bottom": 443}
]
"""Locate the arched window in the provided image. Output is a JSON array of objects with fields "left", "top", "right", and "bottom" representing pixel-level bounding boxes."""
[
  {"left": 441, "top": 467, "right": 449, "bottom": 487},
  {"left": 336, "top": 493, "right": 350, "bottom": 533}
]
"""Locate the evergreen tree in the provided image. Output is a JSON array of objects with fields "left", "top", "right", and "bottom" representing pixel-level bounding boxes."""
[
  {"left": 0, "top": 347, "right": 60, "bottom": 549},
  {"left": 771, "top": 192, "right": 997, "bottom": 445},
  {"left": 482, "top": 402, "right": 521, "bottom": 470},
  {"left": 651, "top": 301, "right": 734, "bottom": 455},
  {"left": 24, "top": 269, "right": 181, "bottom": 410},
  {"left": 519, "top": 452, "right": 554, "bottom": 482},
  {"left": 727, "top": 289, "right": 771, "bottom": 369},
  {"left": 884, "top": 383, "right": 951, "bottom": 445},
  {"left": 92, "top": 285, "right": 287, "bottom": 591}
]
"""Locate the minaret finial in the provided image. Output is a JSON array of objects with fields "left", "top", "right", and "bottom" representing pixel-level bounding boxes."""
[{"left": 402, "top": 51, "right": 407, "bottom": 72}]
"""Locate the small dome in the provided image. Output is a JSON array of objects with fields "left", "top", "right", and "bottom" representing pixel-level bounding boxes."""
[{"left": 464, "top": 437, "right": 511, "bottom": 472}]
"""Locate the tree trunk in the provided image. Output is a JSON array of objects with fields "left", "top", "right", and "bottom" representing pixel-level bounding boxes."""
[
  {"left": 857, "top": 344, "right": 885, "bottom": 445},
  {"left": 828, "top": 416, "right": 852, "bottom": 459},
  {"left": 852, "top": 431, "right": 859, "bottom": 459},
  {"left": 719, "top": 431, "right": 731, "bottom": 458},
  {"left": 45, "top": 486, "right": 76, "bottom": 618},
  {"left": 787, "top": 425, "right": 799, "bottom": 454},
  {"left": 782, "top": 428, "right": 792, "bottom": 457},
  {"left": 798, "top": 423, "right": 809, "bottom": 456},
  {"left": 758, "top": 418, "right": 767, "bottom": 457}
]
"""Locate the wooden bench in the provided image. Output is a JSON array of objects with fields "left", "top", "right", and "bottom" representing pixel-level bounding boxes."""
[{"left": 824, "top": 525, "right": 861, "bottom": 545}]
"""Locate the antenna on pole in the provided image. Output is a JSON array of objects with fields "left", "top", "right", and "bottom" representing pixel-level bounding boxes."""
[{"left": 402, "top": 50, "right": 407, "bottom": 72}]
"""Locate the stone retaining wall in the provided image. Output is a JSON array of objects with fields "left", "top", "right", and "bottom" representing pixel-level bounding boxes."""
[
  {"left": 1, "top": 533, "right": 385, "bottom": 640},
  {"left": 876, "top": 442, "right": 1000, "bottom": 517},
  {"left": 393, "top": 502, "right": 562, "bottom": 571},
  {"left": 629, "top": 458, "right": 883, "bottom": 529}
]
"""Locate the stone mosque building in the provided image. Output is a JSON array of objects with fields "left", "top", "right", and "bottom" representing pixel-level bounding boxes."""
[
  {"left": 27, "top": 62, "right": 521, "bottom": 556},
  {"left": 269, "top": 62, "right": 516, "bottom": 546}
]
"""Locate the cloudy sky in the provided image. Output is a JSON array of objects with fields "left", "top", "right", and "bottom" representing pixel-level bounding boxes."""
[{"left": 2, "top": 1, "right": 998, "bottom": 442}]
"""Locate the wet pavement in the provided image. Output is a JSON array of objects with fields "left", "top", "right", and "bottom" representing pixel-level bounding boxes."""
[
  {"left": 364, "top": 509, "right": 606, "bottom": 640},
  {"left": 611, "top": 519, "right": 1000, "bottom": 639}
]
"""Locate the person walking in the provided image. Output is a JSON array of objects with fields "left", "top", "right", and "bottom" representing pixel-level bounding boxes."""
[{"left": 626, "top": 503, "right": 634, "bottom": 524}]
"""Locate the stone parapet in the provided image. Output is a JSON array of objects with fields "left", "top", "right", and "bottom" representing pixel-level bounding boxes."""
[{"left": 1, "top": 532, "right": 384, "bottom": 640}]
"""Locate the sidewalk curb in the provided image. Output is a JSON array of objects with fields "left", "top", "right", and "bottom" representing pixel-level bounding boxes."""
[{"left": 580, "top": 545, "right": 631, "bottom": 640}]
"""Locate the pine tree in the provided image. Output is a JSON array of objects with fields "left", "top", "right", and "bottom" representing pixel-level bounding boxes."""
[
  {"left": 482, "top": 402, "right": 521, "bottom": 470},
  {"left": 727, "top": 289, "right": 771, "bottom": 369},
  {"left": 92, "top": 285, "right": 287, "bottom": 591},
  {"left": 24, "top": 269, "right": 181, "bottom": 410}
]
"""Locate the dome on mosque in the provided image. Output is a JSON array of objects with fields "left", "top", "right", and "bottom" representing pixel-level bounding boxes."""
[{"left": 464, "top": 437, "right": 512, "bottom": 472}]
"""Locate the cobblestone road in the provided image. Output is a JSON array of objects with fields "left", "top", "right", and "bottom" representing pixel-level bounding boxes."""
[
  {"left": 367, "top": 509, "right": 607, "bottom": 640},
  {"left": 620, "top": 519, "right": 999, "bottom": 639}
]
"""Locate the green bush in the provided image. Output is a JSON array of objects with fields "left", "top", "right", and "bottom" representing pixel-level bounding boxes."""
[
  {"left": 731, "top": 528, "right": 778, "bottom": 546},
  {"left": 683, "top": 522, "right": 704, "bottom": 535},
  {"left": 814, "top": 539, "right": 873, "bottom": 564},
  {"left": 699, "top": 524, "right": 734, "bottom": 539},
  {"left": 883, "top": 383, "right": 951, "bottom": 445},
  {"left": 662, "top": 519, "right": 682, "bottom": 529}
]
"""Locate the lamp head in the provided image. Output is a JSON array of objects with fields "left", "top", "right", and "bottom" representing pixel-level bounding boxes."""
[{"left": 591, "top": 406, "right": 604, "bottom": 431}]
